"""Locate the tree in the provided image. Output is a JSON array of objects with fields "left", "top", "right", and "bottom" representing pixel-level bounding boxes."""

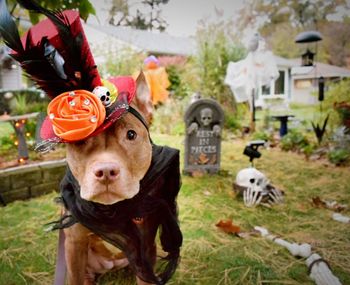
[
  {"left": 8, "top": 0, "right": 96, "bottom": 23},
  {"left": 108, "top": 0, "right": 168, "bottom": 31},
  {"left": 237, "top": 0, "right": 350, "bottom": 67},
  {"left": 194, "top": 18, "right": 246, "bottom": 118}
]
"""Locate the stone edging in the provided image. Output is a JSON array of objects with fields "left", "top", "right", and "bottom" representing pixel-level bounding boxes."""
[{"left": 0, "top": 159, "right": 67, "bottom": 205}]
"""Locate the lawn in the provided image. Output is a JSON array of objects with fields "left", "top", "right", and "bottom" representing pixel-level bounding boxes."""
[{"left": 0, "top": 133, "right": 349, "bottom": 285}]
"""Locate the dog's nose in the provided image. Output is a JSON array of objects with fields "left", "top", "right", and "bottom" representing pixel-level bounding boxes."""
[{"left": 93, "top": 162, "right": 120, "bottom": 182}]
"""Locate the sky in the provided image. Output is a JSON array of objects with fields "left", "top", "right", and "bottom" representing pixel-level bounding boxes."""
[{"left": 89, "top": 0, "right": 245, "bottom": 37}]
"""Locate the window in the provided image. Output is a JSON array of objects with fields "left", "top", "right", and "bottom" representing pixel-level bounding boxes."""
[
  {"left": 274, "top": 70, "right": 285, "bottom": 95},
  {"left": 295, "top": 79, "right": 312, "bottom": 89},
  {"left": 260, "top": 70, "right": 286, "bottom": 97}
]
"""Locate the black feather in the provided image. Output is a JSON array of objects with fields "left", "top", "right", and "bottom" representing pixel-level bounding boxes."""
[
  {"left": 0, "top": 0, "right": 24, "bottom": 53},
  {"left": 0, "top": 0, "right": 101, "bottom": 98}
]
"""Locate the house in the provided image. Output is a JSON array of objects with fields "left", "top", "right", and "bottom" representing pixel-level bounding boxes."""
[
  {"left": 84, "top": 24, "right": 196, "bottom": 57},
  {"left": 1, "top": 23, "right": 349, "bottom": 107},
  {"left": 85, "top": 25, "right": 350, "bottom": 107},
  {"left": 256, "top": 56, "right": 350, "bottom": 107},
  {"left": 0, "top": 46, "right": 22, "bottom": 91}
]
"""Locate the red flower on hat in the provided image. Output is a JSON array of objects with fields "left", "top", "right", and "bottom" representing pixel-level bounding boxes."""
[{"left": 47, "top": 90, "right": 106, "bottom": 142}]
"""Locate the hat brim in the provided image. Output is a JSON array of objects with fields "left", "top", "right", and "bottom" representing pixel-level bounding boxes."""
[{"left": 38, "top": 76, "right": 136, "bottom": 145}]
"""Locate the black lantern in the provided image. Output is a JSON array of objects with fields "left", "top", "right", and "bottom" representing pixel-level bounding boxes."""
[
  {"left": 295, "top": 31, "right": 322, "bottom": 67},
  {"left": 301, "top": 49, "right": 315, "bottom": 66},
  {"left": 318, "top": 76, "right": 325, "bottom": 101}
]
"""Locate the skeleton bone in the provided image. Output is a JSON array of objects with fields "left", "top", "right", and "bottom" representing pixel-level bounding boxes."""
[
  {"left": 254, "top": 226, "right": 311, "bottom": 258},
  {"left": 268, "top": 188, "right": 284, "bottom": 205},
  {"left": 306, "top": 253, "right": 342, "bottom": 285},
  {"left": 255, "top": 227, "right": 342, "bottom": 285},
  {"left": 332, "top": 213, "right": 350, "bottom": 224},
  {"left": 236, "top": 168, "right": 283, "bottom": 207},
  {"left": 243, "top": 186, "right": 262, "bottom": 207},
  {"left": 187, "top": 122, "right": 199, "bottom": 135},
  {"left": 212, "top": 124, "right": 221, "bottom": 137}
]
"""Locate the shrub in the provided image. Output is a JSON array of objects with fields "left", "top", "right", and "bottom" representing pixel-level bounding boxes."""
[
  {"left": 1, "top": 89, "right": 48, "bottom": 115},
  {"left": 322, "top": 78, "right": 350, "bottom": 129},
  {"left": 150, "top": 98, "right": 185, "bottom": 135},
  {"left": 280, "top": 129, "right": 309, "bottom": 152},
  {"left": 225, "top": 113, "right": 241, "bottom": 131},
  {"left": 328, "top": 149, "right": 350, "bottom": 165},
  {"left": 97, "top": 46, "right": 145, "bottom": 77},
  {"left": 252, "top": 131, "right": 272, "bottom": 142},
  {"left": 194, "top": 18, "right": 246, "bottom": 109},
  {"left": 0, "top": 134, "right": 16, "bottom": 151}
]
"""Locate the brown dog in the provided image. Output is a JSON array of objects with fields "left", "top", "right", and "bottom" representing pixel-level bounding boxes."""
[
  {"left": 0, "top": 1, "right": 181, "bottom": 283},
  {"left": 63, "top": 73, "right": 158, "bottom": 285}
]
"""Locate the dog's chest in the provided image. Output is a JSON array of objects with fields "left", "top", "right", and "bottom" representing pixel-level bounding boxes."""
[{"left": 87, "top": 233, "right": 128, "bottom": 274}]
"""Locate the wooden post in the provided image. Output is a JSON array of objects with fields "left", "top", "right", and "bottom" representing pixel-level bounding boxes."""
[{"left": 250, "top": 89, "right": 256, "bottom": 132}]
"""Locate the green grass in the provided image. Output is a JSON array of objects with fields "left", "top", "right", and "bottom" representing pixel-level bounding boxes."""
[
  {"left": 1, "top": 133, "right": 350, "bottom": 284},
  {"left": 0, "top": 122, "right": 13, "bottom": 137}
]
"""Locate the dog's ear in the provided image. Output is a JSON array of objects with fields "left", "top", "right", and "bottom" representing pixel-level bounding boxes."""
[{"left": 133, "top": 71, "right": 153, "bottom": 125}]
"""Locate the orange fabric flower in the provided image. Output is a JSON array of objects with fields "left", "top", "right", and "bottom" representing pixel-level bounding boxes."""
[{"left": 47, "top": 90, "right": 106, "bottom": 142}]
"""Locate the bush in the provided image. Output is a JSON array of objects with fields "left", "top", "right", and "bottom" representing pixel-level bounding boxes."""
[
  {"left": 97, "top": 47, "right": 145, "bottom": 77},
  {"left": 328, "top": 149, "right": 350, "bottom": 165},
  {"left": 225, "top": 113, "right": 241, "bottom": 131},
  {"left": 322, "top": 78, "right": 350, "bottom": 129},
  {"left": 0, "top": 134, "right": 16, "bottom": 151},
  {"left": 1, "top": 89, "right": 48, "bottom": 115},
  {"left": 150, "top": 98, "right": 185, "bottom": 135},
  {"left": 280, "top": 129, "right": 309, "bottom": 152},
  {"left": 252, "top": 130, "right": 272, "bottom": 142},
  {"left": 194, "top": 18, "right": 246, "bottom": 108}
]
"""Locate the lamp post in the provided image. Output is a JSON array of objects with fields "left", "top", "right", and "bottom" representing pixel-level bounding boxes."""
[{"left": 295, "top": 31, "right": 328, "bottom": 144}]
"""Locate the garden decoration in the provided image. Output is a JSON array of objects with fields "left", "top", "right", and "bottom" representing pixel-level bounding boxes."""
[
  {"left": 306, "top": 253, "right": 342, "bottom": 285},
  {"left": 332, "top": 213, "right": 350, "bottom": 224},
  {"left": 0, "top": 112, "right": 39, "bottom": 164},
  {"left": 243, "top": 140, "right": 265, "bottom": 167},
  {"left": 183, "top": 98, "right": 224, "bottom": 175},
  {"left": 295, "top": 31, "right": 329, "bottom": 145},
  {"left": 233, "top": 167, "right": 284, "bottom": 207},
  {"left": 142, "top": 55, "right": 170, "bottom": 106},
  {"left": 312, "top": 196, "right": 347, "bottom": 212},
  {"left": 233, "top": 140, "right": 284, "bottom": 207},
  {"left": 224, "top": 33, "right": 279, "bottom": 131},
  {"left": 271, "top": 114, "right": 295, "bottom": 137},
  {"left": 255, "top": 226, "right": 342, "bottom": 285}
]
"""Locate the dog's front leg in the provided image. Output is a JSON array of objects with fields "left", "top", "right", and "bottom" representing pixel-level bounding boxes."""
[{"left": 64, "top": 223, "right": 90, "bottom": 285}]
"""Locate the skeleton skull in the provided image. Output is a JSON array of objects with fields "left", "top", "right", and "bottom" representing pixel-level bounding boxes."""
[
  {"left": 200, "top": 107, "right": 213, "bottom": 127},
  {"left": 235, "top": 167, "right": 269, "bottom": 193},
  {"left": 234, "top": 167, "right": 284, "bottom": 207},
  {"left": 93, "top": 86, "right": 111, "bottom": 107}
]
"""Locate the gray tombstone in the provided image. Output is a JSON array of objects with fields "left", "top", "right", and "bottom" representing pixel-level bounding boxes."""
[{"left": 184, "top": 98, "right": 224, "bottom": 175}]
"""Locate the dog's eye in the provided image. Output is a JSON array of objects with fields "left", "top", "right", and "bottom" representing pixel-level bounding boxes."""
[{"left": 126, "top": 130, "right": 137, "bottom": 140}]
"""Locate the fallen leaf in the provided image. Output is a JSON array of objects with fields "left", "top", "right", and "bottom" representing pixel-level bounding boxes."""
[
  {"left": 311, "top": 196, "right": 326, "bottom": 208},
  {"left": 216, "top": 219, "right": 240, "bottom": 234}
]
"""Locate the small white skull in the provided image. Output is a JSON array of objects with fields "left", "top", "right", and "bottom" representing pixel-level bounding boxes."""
[
  {"left": 236, "top": 167, "right": 268, "bottom": 193},
  {"left": 93, "top": 86, "right": 111, "bottom": 107},
  {"left": 200, "top": 107, "right": 213, "bottom": 127}
]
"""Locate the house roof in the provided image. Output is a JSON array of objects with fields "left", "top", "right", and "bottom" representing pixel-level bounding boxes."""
[
  {"left": 273, "top": 55, "right": 350, "bottom": 79},
  {"left": 87, "top": 24, "right": 196, "bottom": 56},
  {"left": 291, "top": 60, "right": 350, "bottom": 79},
  {"left": 274, "top": 55, "right": 296, "bottom": 68}
]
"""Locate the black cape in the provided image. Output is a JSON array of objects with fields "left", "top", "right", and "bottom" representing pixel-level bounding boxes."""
[{"left": 55, "top": 145, "right": 182, "bottom": 284}]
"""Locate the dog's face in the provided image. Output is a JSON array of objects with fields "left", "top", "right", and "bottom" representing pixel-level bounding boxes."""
[{"left": 66, "top": 72, "right": 153, "bottom": 205}]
